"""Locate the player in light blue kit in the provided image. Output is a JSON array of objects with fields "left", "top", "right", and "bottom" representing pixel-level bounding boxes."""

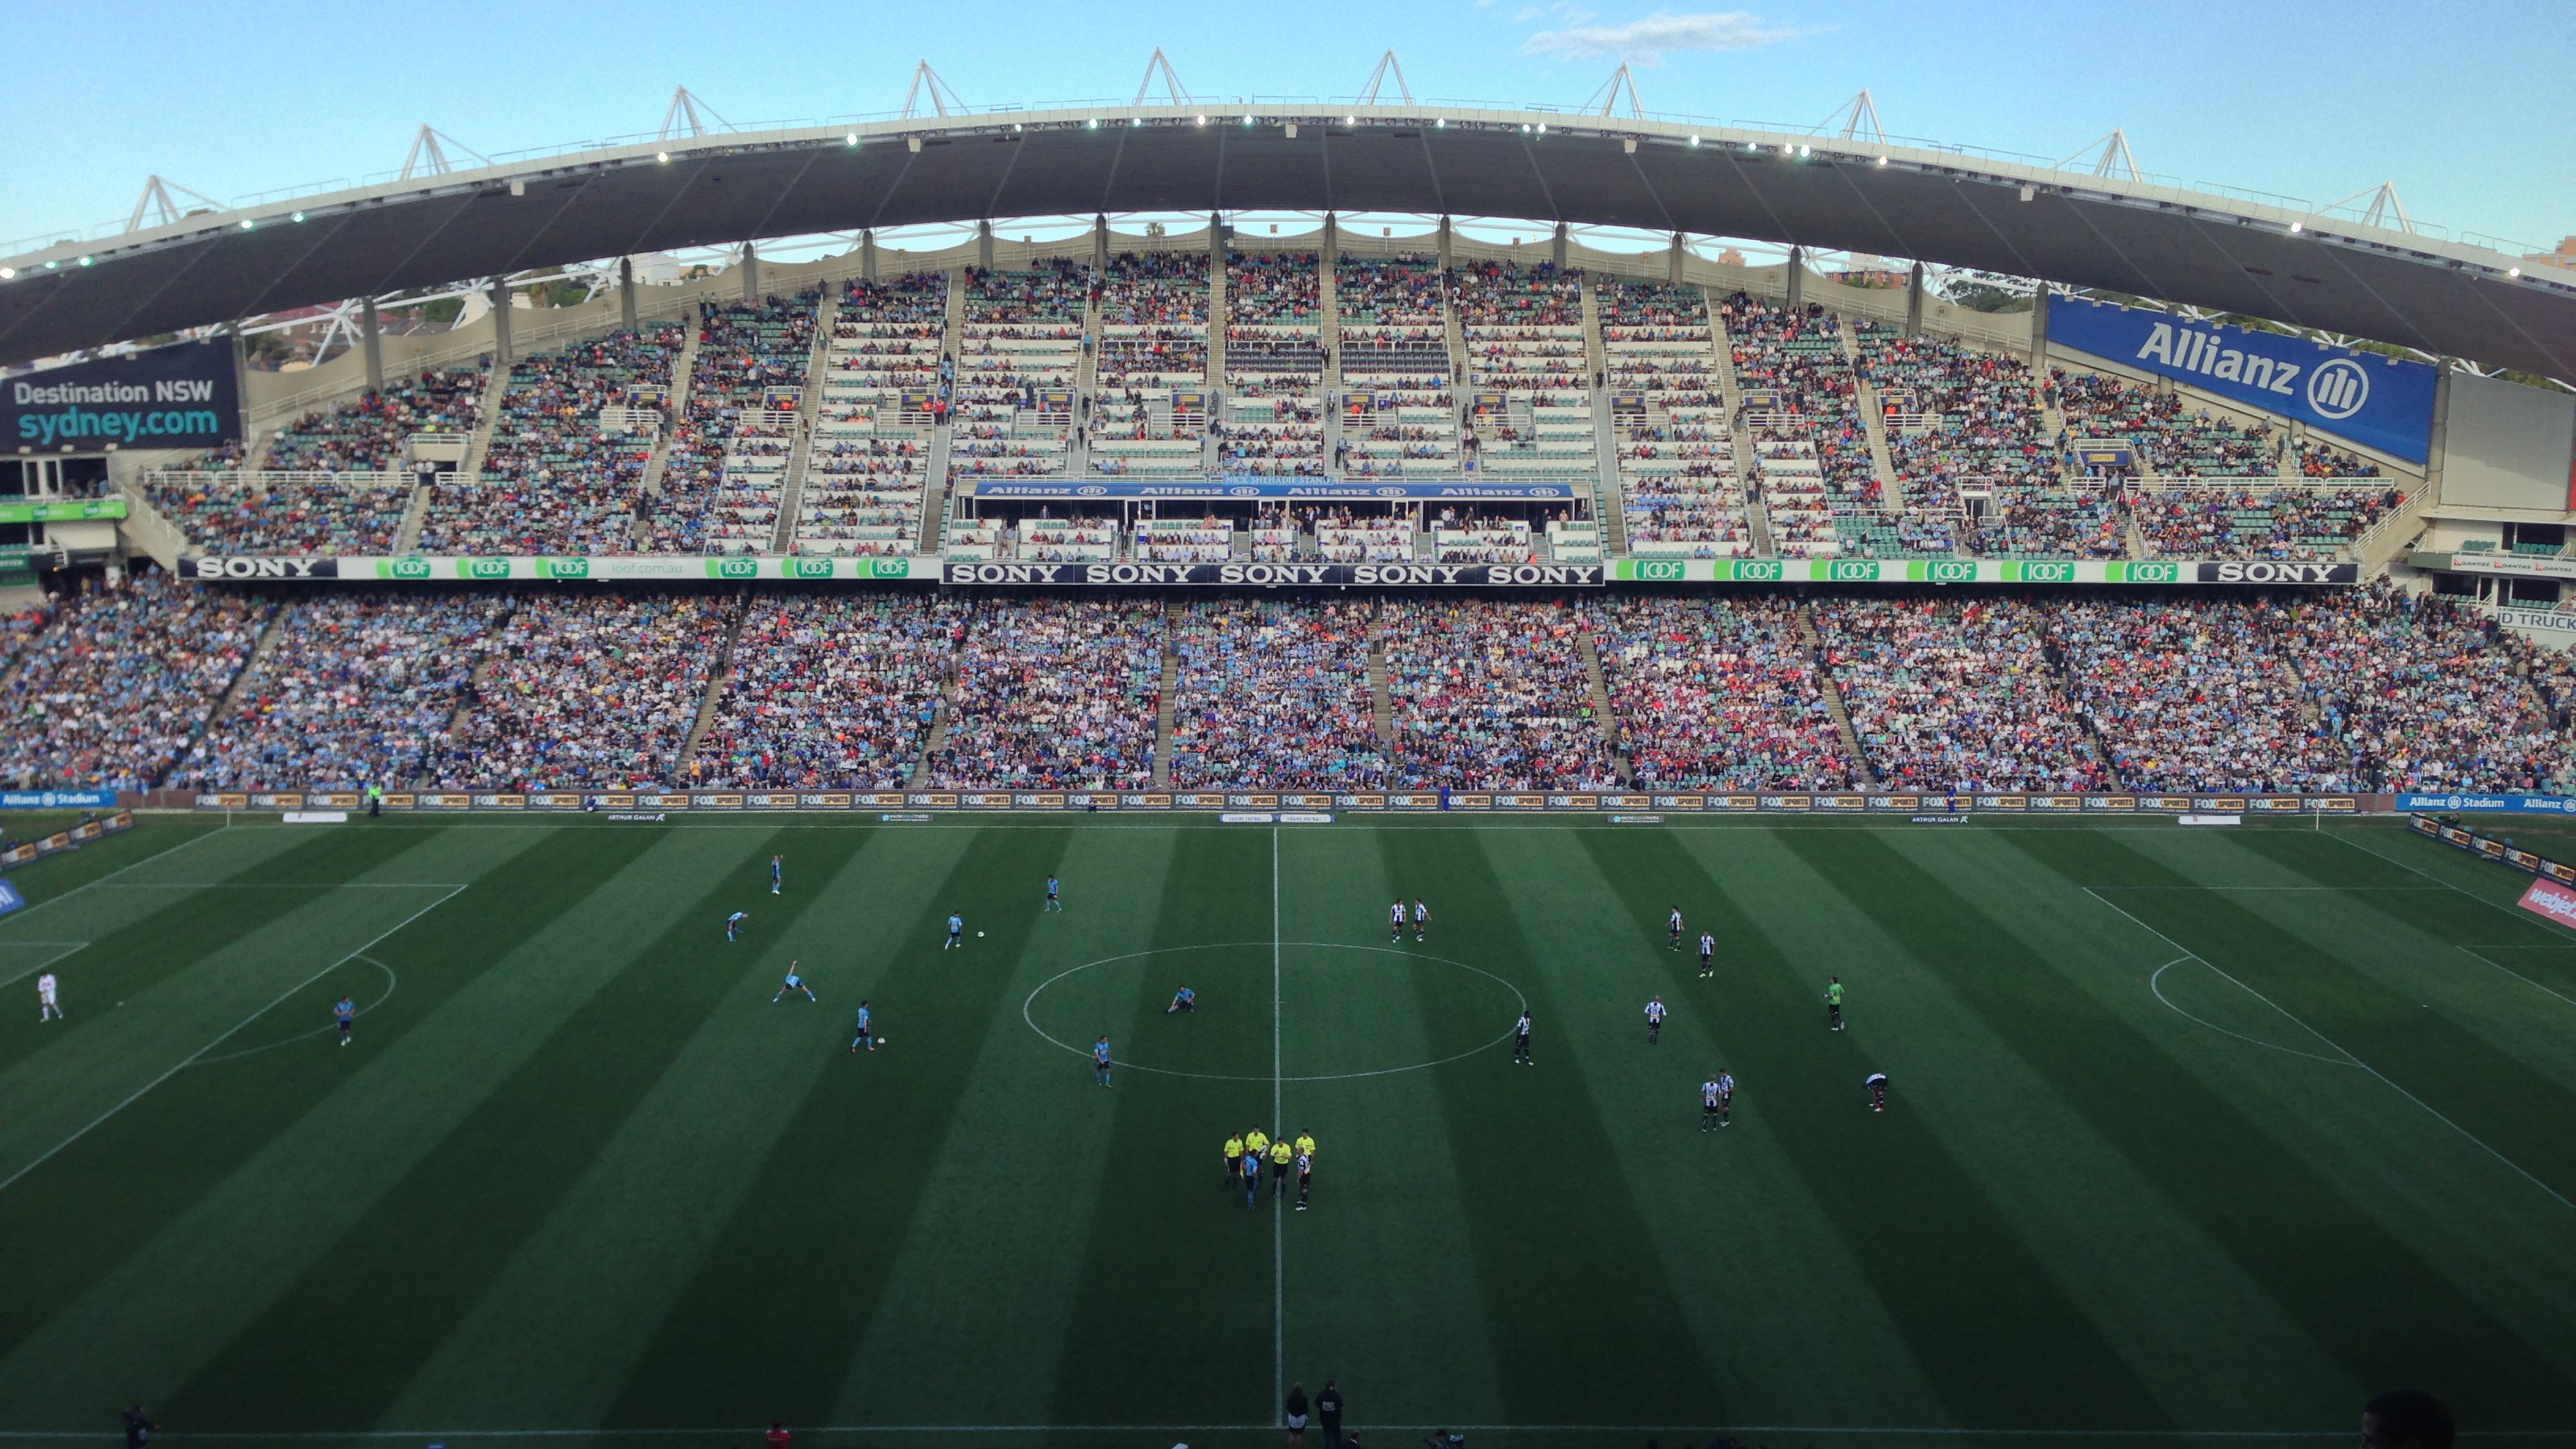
[
  {"left": 850, "top": 999, "right": 876, "bottom": 1052},
  {"left": 727, "top": 911, "right": 747, "bottom": 942},
  {"left": 773, "top": 961, "right": 817, "bottom": 1004},
  {"left": 945, "top": 913, "right": 964, "bottom": 949},
  {"left": 1045, "top": 875, "right": 1062, "bottom": 912},
  {"left": 770, "top": 854, "right": 784, "bottom": 895},
  {"left": 1093, "top": 1035, "right": 1113, "bottom": 1086}
]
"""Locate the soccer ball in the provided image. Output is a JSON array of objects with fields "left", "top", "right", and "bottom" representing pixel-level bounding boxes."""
[{"left": 977, "top": 930, "right": 986, "bottom": 938}]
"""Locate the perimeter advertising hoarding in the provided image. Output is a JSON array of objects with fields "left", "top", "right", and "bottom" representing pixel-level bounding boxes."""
[
  {"left": 972, "top": 480, "right": 1582, "bottom": 501},
  {"left": 942, "top": 561, "right": 1606, "bottom": 586},
  {"left": 1613, "top": 559, "right": 2358, "bottom": 585},
  {"left": 181, "top": 556, "right": 931, "bottom": 582},
  {"left": 2046, "top": 296, "right": 2436, "bottom": 463},
  {"left": 0, "top": 497, "right": 127, "bottom": 525},
  {"left": 191, "top": 792, "right": 2369, "bottom": 815},
  {"left": 2, "top": 340, "right": 240, "bottom": 452}
]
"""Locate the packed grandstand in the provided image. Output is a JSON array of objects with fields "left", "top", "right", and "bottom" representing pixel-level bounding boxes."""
[{"left": 3, "top": 221, "right": 2554, "bottom": 809}]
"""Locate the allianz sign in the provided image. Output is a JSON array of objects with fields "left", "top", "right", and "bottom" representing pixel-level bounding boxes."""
[{"left": 2044, "top": 295, "right": 2436, "bottom": 464}]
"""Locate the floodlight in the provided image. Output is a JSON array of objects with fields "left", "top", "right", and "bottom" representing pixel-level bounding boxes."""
[
  {"left": 846, "top": 133, "right": 858, "bottom": 145},
  {"left": 657, "top": 152, "right": 670, "bottom": 163},
  {"left": 1689, "top": 135, "right": 1700, "bottom": 147},
  {"left": 0, "top": 268, "right": 13, "bottom": 279},
  {"left": 77, "top": 256, "right": 92, "bottom": 266},
  {"left": 2510, "top": 267, "right": 2522, "bottom": 278},
  {"left": 239, "top": 219, "right": 256, "bottom": 230},
  {"left": 2288, "top": 221, "right": 2302, "bottom": 234},
  {"left": 1874, "top": 156, "right": 1887, "bottom": 167},
  {"left": 291, "top": 211, "right": 306, "bottom": 222}
]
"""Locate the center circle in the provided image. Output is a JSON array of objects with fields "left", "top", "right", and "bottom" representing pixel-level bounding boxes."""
[{"left": 1023, "top": 941, "right": 1528, "bottom": 1082}]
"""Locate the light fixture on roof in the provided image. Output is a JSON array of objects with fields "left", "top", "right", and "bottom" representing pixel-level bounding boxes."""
[
  {"left": 657, "top": 152, "right": 670, "bottom": 163},
  {"left": 239, "top": 218, "right": 256, "bottom": 230},
  {"left": 1196, "top": 115, "right": 1206, "bottom": 125},
  {"left": 2289, "top": 221, "right": 2303, "bottom": 233},
  {"left": 1689, "top": 134, "right": 1700, "bottom": 146},
  {"left": 1245, "top": 114, "right": 1255, "bottom": 125},
  {"left": 0, "top": 268, "right": 13, "bottom": 279},
  {"left": 1088, "top": 118, "right": 1099, "bottom": 129},
  {"left": 77, "top": 256, "right": 91, "bottom": 266},
  {"left": 1798, "top": 144, "right": 1810, "bottom": 157},
  {"left": 43, "top": 260, "right": 57, "bottom": 269},
  {"left": 2510, "top": 266, "right": 2522, "bottom": 278},
  {"left": 1780, "top": 144, "right": 1793, "bottom": 156},
  {"left": 1536, "top": 123, "right": 1547, "bottom": 134},
  {"left": 846, "top": 133, "right": 858, "bottom": 144},
  {"left": 1874, "top": 155, "right": 1888, "bottom": 167},
  {"left": 1346, "top": 115, "right": 1357, "bottom": 124}
]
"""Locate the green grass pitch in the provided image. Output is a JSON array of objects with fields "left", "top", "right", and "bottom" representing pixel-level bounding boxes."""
[{"left": 2, "top": 811, "right": 2574, "bottom": 1449}]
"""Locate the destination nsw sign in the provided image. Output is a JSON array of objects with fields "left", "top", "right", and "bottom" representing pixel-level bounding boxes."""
[
  {"left": 942, "top": 561, "right": 1607, "bottom": 586},
  {"left": 3, "top": 339, "right": 240, "bottom": 451}
]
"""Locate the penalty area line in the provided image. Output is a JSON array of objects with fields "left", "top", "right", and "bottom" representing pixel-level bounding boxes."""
[
  {"left": 0, "top": 884, "right": 465, "bottom": 1197},
  {"left": 2084, "top": 887, "right": 2574, "bottom": 1213}
]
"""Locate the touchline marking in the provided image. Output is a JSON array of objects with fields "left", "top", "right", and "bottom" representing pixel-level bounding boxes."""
[
  {"left": 0, "top": 883, "right": 466, "bottom": 1196},
  {"left": 2147, "top": 958, "right": 2357, "bottom": 1068},
  {"left": 1270, "top": 824, "right": 1284, "bottom": 1429},
  {"left": 5, "top": 1425, "right": 2563, "bottom": 1440},
  {"left": 2455, "top": 945, "right": 2576, "bottom": 1011},
  {"left": 2323, "top": 827, "right": 2576, "bottom": 940},
  {"left": 2084, "top": 887, "right": 2574, "bottom": 1212},
  {"left": 0, "top": 823, "right": 230, "bottom": 923}
]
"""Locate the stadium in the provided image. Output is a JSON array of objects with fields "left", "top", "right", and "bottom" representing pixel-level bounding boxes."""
[{"left": 2, "top": 30, "right": 2574, "bottom": 1449}]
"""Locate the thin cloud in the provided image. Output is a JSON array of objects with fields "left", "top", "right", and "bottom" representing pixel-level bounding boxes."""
[{"left": 1522, "top": 9, "right": 1814, "bottom": 64}]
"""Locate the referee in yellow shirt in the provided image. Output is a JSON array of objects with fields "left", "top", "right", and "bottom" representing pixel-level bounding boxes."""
[
  {"left": 1223, "top": 1133, "right": 1245, "bottom": 1191},
  {"left": 1245, "top": 1125, "right": 1271, "bottom": 1161},
  {"left": 1294, "top": 1129, "right": 1316, "bottom": 1161},
  {"left": 1268, "top": 1137, "right": 1294, "bottom": 1199}
]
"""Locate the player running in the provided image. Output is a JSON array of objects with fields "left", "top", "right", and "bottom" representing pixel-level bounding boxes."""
[
  {"left": 335, "top": 994, "right": 357, "bottom": 1046},
  {"left": 1166, "top": 986, "right": 1196, "bottom": 1013},
  {"left": 1668, "top": 908, "right": 1684, "bottom": 952},
  {"left": 726, "top": 911, "right": 747, "bottom": 942},
  {"left": 773, "top": 962, "right": 818, "bottom": 1003},
  {"left": 1644, "top": 995, "right": 1666, "bottom": 1045},
  {"left": 1045, "top": 875, "right": 1062, "bottom": 912},
  {"left": 1827, "top": 976, "right": 1845, "bottom": 1030},
  {"left": 770, "top": 854, "right": 784, "bottom": 895},
  {"left": 36, "top": 970, "right": 62, "bottom": 1022},
  {"left": 1093, "top": 1035, "right": 1113, "bottom": 1086},
  {"left": 1412, "top": 898, "right": 1429, "bottom": 942},
  {"left": 1511, "top": 1009, "right": 1533, "bottom": 1065},
  {"left": 850, "top": 999, "right": 876, "bottom": 1051},
  {"left": 1866, "top": 1071, "right": 1889, "bottom": 1113},
  {"left": 1702, "top": 1076, "right": 1723, "bottom": 1131},
  {"left": 945, "top": 912, "right": 964, "bottom": 949},
  {"left": 1269, "top": 1136, "right": 1294, "bottom": 1197},
  {"left": 1390, "top": 900, "right": 1406, "bottom": 943},
  {"left": 1698, "top": 930, "right": 1717, "bottom": 978}
]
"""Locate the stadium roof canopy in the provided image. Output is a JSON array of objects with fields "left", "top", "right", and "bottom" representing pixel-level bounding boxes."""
[{"left": 4, "top": 102, "right": 2572, "bottom": 377}]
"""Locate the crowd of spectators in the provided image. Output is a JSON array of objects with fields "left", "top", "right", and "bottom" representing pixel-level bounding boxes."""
[
  {"left": 1167, "top": 598, "right": 1387, "bottom": 788},
  {"left": 2048, "top": 595, "right": 2352, "bottom": 792},
  {"left": 421, "top": 324, "right": 683, "bottom": 554},
  {"left": 930, "top": 597, "right": 1162, "bottom": 788},
  {"left": 144, "top": 475, "right": 414, "bottom": 555},
  {"left": 1812, "top": 597, "right": 2110, "bottom": 792},
  {"left": 260, "top": 368, "right": 487, "bottom": 472},
  {"left": 0, "top": 570, "right": 271, "bottom": 792},
  {"left": 1381, "top": 598, "right": 1611, "bottom": 788},
  {"left": 429, "top": 593, "right": 730, "bottom": 789},
  {"left": 2286, "top": 583, "right": 2576, "bottom": 794},
  {"left": 694, "top": 593, "right": 961, "bottom": 788},
  {"left": 170, "top": 593, "right": 508, "bottom": 790},
  {"left": 1592, "top": 595, "right": 1857, "bottom": 788},
  {"left": 2131, "top": 485, "right": 2405, "bottom": 560},
  {"left": 2052, "top": 369, "right": 2278, "bottom": 477},
  {"left": 653, "top": 293, "right": 819, "bottom": 553}
]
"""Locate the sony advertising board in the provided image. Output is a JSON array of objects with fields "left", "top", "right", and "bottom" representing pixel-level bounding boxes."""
[
  {"left": 2046, "top": 296, "right": 2436, "bottom": 463},
  {"left": 2, "top": 339, "right": 240, "bottom": 452},
  {"left": 943, "top": 561, "right": 1606, "bottom": 587},
  {"left": 973, "top": 479, "right": 1581, "bottom": 501}
]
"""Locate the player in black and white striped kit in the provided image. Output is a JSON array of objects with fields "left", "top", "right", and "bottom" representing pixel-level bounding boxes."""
[
  {"left": 1702, "top": 1076, "right": 1724, "bottom": 1131},
  {"left": 1668, "top": 908, "right": 1685, "bottom": 952},
  {"left": 1644, "top": 996, "right": 1666, "bottom": 1045},
  {"left": 1698, "top": 930, "right": 1717, "bottom": 979},
  {"left": 1511, "top": 1009, "right": 1533, "bottom": 1065},
  {"left": 1391, "top": 900, "right": 1407, "bottom": 943}
]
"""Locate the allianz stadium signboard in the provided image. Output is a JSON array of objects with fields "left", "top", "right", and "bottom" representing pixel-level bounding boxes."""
[{"left": 1612, "top": 559, "right": 2358, "bottom": 584}]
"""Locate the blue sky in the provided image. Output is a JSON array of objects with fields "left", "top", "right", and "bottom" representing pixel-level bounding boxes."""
[{"left": 6, "top": 0, "right": 2569, "bottom": 258}]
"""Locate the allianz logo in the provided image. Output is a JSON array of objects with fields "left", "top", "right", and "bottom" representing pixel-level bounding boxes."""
[
  {"left": 1229, "top": 486, "right": 1262, "bottom": 496},
  {"left": 1077, "top": 485, "right": 1108, "bottom": 496}
]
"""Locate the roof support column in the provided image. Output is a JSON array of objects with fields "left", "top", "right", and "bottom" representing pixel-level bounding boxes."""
[
  {"left": 1785, "top": 246, "right": 1803, "bottom": 309},
  {"left": 741, "top": 242, "right": 758, "bottom": 302},
  {"left": 360, "top": 296, "right": 384, "bottom": 394},
  {"left": 490, "top": 277, "right": 513, "bottom": 368},
  {"left": 1323, "top": 211, "right": 1338, "bottom": 268},
  {"left": 861, "top": 229, "right": 878, "bottom": 283},
  {"left": 619, "top": 256, "right": 638, "bottom": 331},
  {"left": 1093, "top": 214, "right": 1108, "bottom": 274},
  {"left": 2029, "top": 281, "right": 2050, "bottom": 370},
  {"left": 976, "top": 220, "right": 994, "bottom": 271},
  {"left": 1668, "top": 232, "right": 1685, "bottom": 286},
  {"left": 1552, "top": 221, "right": 1568, "bottom": 271},
  {"left": 1438, "top": 215, "right": 1452, "bottom": 271},
  {"left": 1904, "top": 261, "right": 1925, "bottom": 335}
]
